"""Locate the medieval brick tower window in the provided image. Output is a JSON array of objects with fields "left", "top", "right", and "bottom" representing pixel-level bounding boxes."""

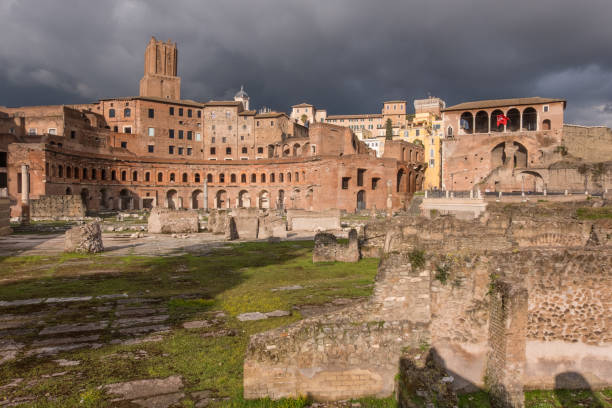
[{"left": 139, "top": 36, "right": 181, "bottom": 100}]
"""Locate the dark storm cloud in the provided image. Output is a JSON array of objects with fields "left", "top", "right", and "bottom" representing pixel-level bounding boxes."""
[{"left": 1, "top": 0, "right": 612, "bottom": 126}]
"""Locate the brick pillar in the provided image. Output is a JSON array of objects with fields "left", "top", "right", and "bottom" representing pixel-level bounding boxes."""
[
  {"left": 486, "top": 279, "right": 527, "bottom": 408},
  {"left": 203, "top": 181, "right": 208, "bottom": 211},
  {"left": 20, "top": 164, "right": 30, "bottom": 224}
]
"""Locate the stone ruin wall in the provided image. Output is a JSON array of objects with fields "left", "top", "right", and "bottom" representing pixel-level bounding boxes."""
[
  {"left": 30, "top": 194, "right": 86, "bottom": 220},
  {"left": 244, "top": 203, "right": 612, "bottom": 401},
  {"left": 0, "top": 197, "right": 11, "bottom": 235}
]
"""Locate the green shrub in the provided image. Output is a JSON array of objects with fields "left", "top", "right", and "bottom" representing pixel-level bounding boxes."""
[{"left": 409, "top": 249, "right": 426, "bottom": 269}]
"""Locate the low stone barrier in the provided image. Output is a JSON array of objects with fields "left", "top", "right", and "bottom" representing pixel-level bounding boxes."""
[
  {"left": 287, "top": 209, "right": 340, "bottom": 231},
  {"left": 147, "top": 208, "right": 199, "bottom": 234},
  {"left": 31, "top": 195, "right": 86, "bottom": 220},
  {"left": 313, "top": 229, "right": 360, "bottom": 263}
]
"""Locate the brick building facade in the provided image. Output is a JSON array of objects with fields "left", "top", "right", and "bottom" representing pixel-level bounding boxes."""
[{"left": 0, "top": 37, "right": 424, "bottom": 219}]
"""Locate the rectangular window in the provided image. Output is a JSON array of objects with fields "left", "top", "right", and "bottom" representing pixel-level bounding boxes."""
[
  {"left": 187, "top": 109, "right": 192, "bottom": 118},
  {"left": 357, "top": 169, "right": 366, "bottom": 187},
  {"left": 543, "top": 105, "right": 549, "bottom": 112},
  {"left": 341, "top": 177, "right": 350, "bottom": 189},
  {"left": 195, "top": 133, "right": 201, "bottom": 141},
  {"left": 372, "top": 177, "right": 380, "bottom": 190},
  {"left": 187, "top": 131, "right": 192, "bottom": 140},
  {"left": 169, "top": 107, "right": 174, "bottom": 116},
  {"left": 179, "top": 108, "right": 184, "bottom": 116},
  {"left": 222, "top": 137, "right": 227, "bottom": 143},
  {"left": 121, "top": 141, "right": 127, "bottom": 148},
  {"left": 415, "top": 130, "right": 420, "bottom": 136},
  {"left": 211, "top": 137, "right": 216, "bottom": 143},
  {"left": 28, "top": 128, "right": 36, "bottom": 135},
  {"left": 148, "top": 145, "right": 154, "bottom": 153},
  {"left": 124, "top": 126, "right": 132, "bottom": 134},
  {"left": 148, "top": 127, "right": 155, "bottom": 137},
  {"left": 178, "top": 130, "right": 184, "bottom": 139},
  {"left": 48, "top": 128, "right": 57, "bottom": 135},
  {"left": 169, "top": 129, "right": 174, "bottom": 138},
  {"left": 178, "top": 147, "right": 184, "bottom": 155},
  {"left": 0, "top": 152, "right": 7, "bottom": 167},
  {"left": 197, "top": 110, "right": 201, "bottom": 118},
  {"left": 429, "top": 159, "right": 435, "bottom": 167},
  {"left": 226, "top": 147, "right": 231, "bottom": 155},
  {"left": 148, "top": 108, "right": 154, "bottom": 118},
  {"left": 169, "top": 146, "right": 175, "bottom": 154},
  {"left": 70, "top": 130, "right": 76, "bottom": 139},
  {"left": 210, "top": 147, "right": 216, "bottom": 155},
  {"left": 187, "top": 147, "right": 192, "bottom": 155}
]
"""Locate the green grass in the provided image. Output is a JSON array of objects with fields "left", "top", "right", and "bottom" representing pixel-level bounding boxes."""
[
  {"left": 576, "top": 207, "right": 612, "bottom": 220},
  {"left": 0, "top": 241, "right": 380, "bottom": 407},
  {"left": 457, "top": 390, "right": 612, "bottom": 408}
]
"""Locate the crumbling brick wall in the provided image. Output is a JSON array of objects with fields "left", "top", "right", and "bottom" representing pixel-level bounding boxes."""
[
  {"left": 30, "top": 195, "right": 85, "bottom": 220},
  {"left": 147, "top": 207, "right": 199, "bottom": 233},
  {"left": 0, "top": 197, "right": 11, "bottom": 235},
  {"left": 312, "top": 229, "right": 360, "bottom": 262}
]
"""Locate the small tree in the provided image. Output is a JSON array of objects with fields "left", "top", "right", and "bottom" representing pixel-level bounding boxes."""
[
  {"left": 385, "top": 118, "right": 393, "bottom": 140},
  {"left": 300, "top": 114, "right": 308, "bottom": 125},
  {"left": 413, "top": 139, "right": 423, "bottom": 147}
]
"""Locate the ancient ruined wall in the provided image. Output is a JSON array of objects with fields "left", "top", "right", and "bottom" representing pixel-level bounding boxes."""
[
  {"left": 0, "top": 197, "right": 11, "bottom": 235},
  {"left": 562, "top": 125, "right": 612, "bottom": 163},
  {"left": 30, "top": 195, "right": 86, "bottom": 220}
]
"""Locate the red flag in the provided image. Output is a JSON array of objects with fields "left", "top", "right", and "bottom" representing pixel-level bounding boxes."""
[{"left": 497, "top": 114, "right": 509, "bottom": 127}]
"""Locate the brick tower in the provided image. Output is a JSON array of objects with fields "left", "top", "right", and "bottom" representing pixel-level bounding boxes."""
[{"left": 139, "top": 36, "right": 181, "bottom": 100}]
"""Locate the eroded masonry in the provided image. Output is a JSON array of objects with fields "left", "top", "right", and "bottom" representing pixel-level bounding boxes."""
[{"left": 244, "top": 202, "right": 612, "bottom": 407}]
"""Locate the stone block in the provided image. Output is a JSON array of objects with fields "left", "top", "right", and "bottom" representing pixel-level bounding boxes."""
[
  {"left": 0, "top": 197, "right": 11, "bottom": 236},
  {"left": 64, "top": 222, "right": 104, "bottom": 253},
  {"left": 234, "top": 215, "right": 259, "bottom": 240},
  {"left": 147, "top": 208, "right": 199, "bottom": 234},
  {"left": 225, "top": 216, "right": 238, "bottom": 240},
  {"left": 288, "top": 209, "right": 341, "bottom": 231}
]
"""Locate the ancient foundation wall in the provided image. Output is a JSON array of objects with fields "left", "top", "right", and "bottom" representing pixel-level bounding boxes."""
[
  {"left": 30, "top": 195, "right": 86, "bottom": 220},
  {"left": 287, "top": 209, "right": 341, "bottom": 231},
  {"left": 147, "top": 207, "right": 199, "bottom": 234},
  {"left": 0, "top": 197, "right": 11, "bottom": 235},
  {"left": 562, "top": 125, "right": 612, "bottom": 163}
]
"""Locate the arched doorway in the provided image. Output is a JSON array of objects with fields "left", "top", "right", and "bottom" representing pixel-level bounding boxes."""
[
  {"left": 491, "top": 142, "right": 507, "bottom": 168},
  {"left": 99, "top": 188, "right": 108, "bottom": 209},
  {"left": 80, "top": 188, "right": 89, "bottom": 210},
  {"left": 65, "top": 187, "right": 72, "bottom": 195},
  {"left": 238, "top": 190, "right": 251, "bottom": 208},
  {"left": 292, "top": 143, "right": 301, "bottom": 156},
  {"left": 120, "top": 189, "right": 132, "bottom": 210},
  {"left": 396, "top": 169, "right": 406, "bottom": 193},
  {"left": 166, "top": 189, "right": 178, "bottom": 209},
  {"left": 191, "top": 189, "right": 203, "bottom": 209},
  {"left": 259, "top": 190, "right": 270, "bottom": 209},
  {"left": 513, "top": 142, "right": 528, "bottom": 168},
  {"left": 216, "top": 190, "right": 227, "bottom": 209},
  {"left": 521, "top": 171, "right": 545, "bottom": 192},
  {"left": 357, "top": 190, "right": 366, "bottom": 210}
]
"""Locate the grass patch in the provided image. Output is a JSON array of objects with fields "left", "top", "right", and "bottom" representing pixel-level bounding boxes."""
[{"left": 576, "top": 207, "right": 612, "bottom": 220}]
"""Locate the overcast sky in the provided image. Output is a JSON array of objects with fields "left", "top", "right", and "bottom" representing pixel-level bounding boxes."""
[{"left": 1, "top": 0, "right": 611, "bottom": 126}]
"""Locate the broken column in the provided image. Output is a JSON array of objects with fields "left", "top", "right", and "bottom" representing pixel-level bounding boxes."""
[
  {"left": 20, "top": 164, "right": 30, "bottom": 224},
  {"left": 64, "top": 222, "right": 104, "bottom": 253}
]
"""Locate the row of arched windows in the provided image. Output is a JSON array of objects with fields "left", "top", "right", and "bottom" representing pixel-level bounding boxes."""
[
  {"left": 48, "top": 163, "right": 307, "bottom": 186},
  {"left": 453, "top": 107, "right": 548, "bottom": 136}
]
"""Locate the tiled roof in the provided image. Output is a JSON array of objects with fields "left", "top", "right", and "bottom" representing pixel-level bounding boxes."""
[
  {"left": 255, "top": 112, "right": 288, "bottom": 119},
  {"left": 291, "top": 103, "right": 314, "bottom": 108},
  {"left": 443, "top": 97, "right": 566, "bottom": 112},
  {"left": 327, "top": 114, "right": 382, "bottom": 119},
  {"left": 204, "top": 100, "right": 243, "bottom": 107}
]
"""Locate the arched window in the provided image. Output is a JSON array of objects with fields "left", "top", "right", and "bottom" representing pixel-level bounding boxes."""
[
  {"left": 182, "top": 173, "right": 188, "bottom": 183},
  {"left": 475, "top": 111, "right": 489, "bottom": 133},
  {"left": 507, "top": 108, "right": 520, "bottom": 131},
  {"left": 158, "top": 172, "right": 163, "bottom": 182},
  {"left": 231, "top": 174, "right": 237, "bottom": 183},
  {"left": 261, "top": 173, "right": 266, "bottom": 183},
  {"left": 133, "top": 171, "right": 138, "bottom": 181},
  {"left": 447, "top": 126, "right": 453, "bottom": 137},
  {"left": 542, "top": 119, "right": 551, "bottom": 130},
  {"left": 251, "top": 174, "right": 256, "bottom": 183},
  {"left": 101, "top": 169, "right": 106, "bottom": 180},
  {"left": 91, "top": 169, "right": 96, "bottom": 180},
  {"left": 109, "top": 108, "right": 115, "bottom": 118},
  {"left": 74, "top": 167, "right": 79, "bottom": 179},
  {"left": 145, "top": 172, "right": 150, "bottom": 182},
  {"left": 490, "top": 109, "right": 505, "bottom": 132},
  {"left": 111, "top": 170, "right": 116, "bottom": 180},
  {"left": 522, "top": 107, "right": 537, "bottom": 131},
  {"left": 287, "top": 172, "right": 292, "bottom": 182},
  {"left": 121, "top": 171, "right": 127, "bottom": 181},
  {"left": 66, "top": 166, "right": 72, "bottom": 178},
  {"left": 270, "top": 173, "right": 275, "bottom": 182},
  {"left": 279, "top": 173, "right": 284, "bottom": 182},
  {"left": 82, "top": 168, "right": 88, "bottom": 179},
  {"left": 460, "top": 112, "right": 473, "bottom": 134},
  {"left": 170, "top": 173, "right": 176, "bottom": 182},
  {"left": 194, "top": 173, "right": 200, "bottom": 183},
  {"left": 295, "top": 172, "right": 299, "bottom": 182},
  {"left": 58, "top": 165, "right": 64, "bottom": 177},
  {"left": 219, "top": 173, "right": 225, "bottom": 183},
  {"left": 124, "top": 108, "right": 131, "bottom": 117},
  {"left": 207, "top": 174, "right": 213, "bottom": 183},
  {"left": 241, "top": 174, "right": 246, "bottom": 183}
]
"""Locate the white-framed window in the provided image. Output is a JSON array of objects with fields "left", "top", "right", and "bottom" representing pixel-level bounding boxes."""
[
  {"left": 195, "top": 133, "right": 201, "bottom": 141},
  {"left": 429, "top": 159, "right": 435, "bottom": 167},
  {"left": 240, "top": 157, "right": 248, "bottom": 160},
  {"left": 48, "top": 128, "right": 57, "bottom": 135},
  {"left": 148, "top": 127, "right": 155, "bottom": 137},
  {"left": 123, "top": 126, "right": 132, "bottom": 134},
  {"left": 224, "top": 157, "right": 232, "bottom": 161},
  {"left": 28, "top": 128, "right": 36, "bottom": 135},
  {"left": 543, "top": 105, "right": 549, "bottom": 112}
]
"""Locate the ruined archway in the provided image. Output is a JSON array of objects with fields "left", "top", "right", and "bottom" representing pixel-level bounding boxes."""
[
  {"left": 522, "top": 107, "right": 537, "bottom": 131},
  {"left": 258, "top": 190, "right": 270, "bottom": 209},
  {"left": 396, "top": 169, "right": 406, "bottom": 193},
  {"left": 192, "top": 189, "right": 203, "bottom": 209},
  {"left": 520, "top": 171, "right": 545, "bottom": 192},
  {"left": 120, "top": 189, "right": 132, "bottom": 210},
  {"left": 293, "top": 143, "right": 301, "bottom": 156},
  {"left": 491, "top": 142, "right": 507, "bottom": 168},
  {"left": 216, "top": 190, "right": 227, "bottom": 209},
  {"left": 513, "top": 142, "right": 528, "bottom": 168},
  {"left": 166, "top": 189, "right": 178, "bottom": 209},
  {"left": 238, "top": 190, "right": 251, "bottom": 208}
]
